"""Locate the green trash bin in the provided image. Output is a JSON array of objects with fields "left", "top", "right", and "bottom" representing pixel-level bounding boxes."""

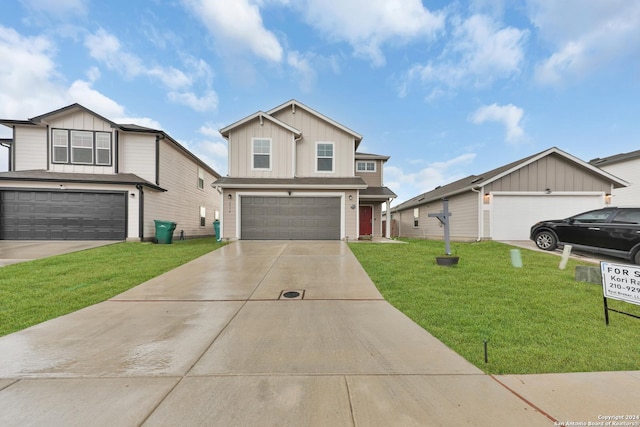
[
  {"left": 213, "top": 220, "right": 221, "bottom": 242},
  {"left": 154, "top": 220, "right": 177, "bottom": 244}
]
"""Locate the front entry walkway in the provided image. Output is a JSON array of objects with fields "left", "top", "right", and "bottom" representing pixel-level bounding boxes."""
[{"left": 0, "top": 241, "right": 550, "bottom": 425}]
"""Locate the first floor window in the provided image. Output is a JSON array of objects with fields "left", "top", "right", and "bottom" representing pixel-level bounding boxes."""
[
  {"left": 52, "top": 129, "right": 69, "bottom": 163},
  {"left": 71, "top": 131, "right": 93, "bottom": 164},
  {"left": 413, "top": 208, "right": 419, "bottom": 227},
  {"left": 200, "top": 206, "right": 206, "bottom": 227},
  {"left": 253, "top": 139, "right": 271, "bottom": 169},
  {"left": 317, "top": 142, "right": 334, "bottom": 172}
]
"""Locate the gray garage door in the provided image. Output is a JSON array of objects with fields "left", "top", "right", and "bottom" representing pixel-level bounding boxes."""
[
  {"left": 241, "top": 196, "right": 340, "bottom": 240},
  {"left": 0, "top": 190, "right": 126, "bottom": 240}
]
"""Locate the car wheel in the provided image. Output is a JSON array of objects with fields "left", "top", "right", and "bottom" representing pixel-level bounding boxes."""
[
  {"left": 633, "top": 250, "right": 640, "bottom": 265},
  {"left": 535, "top": 230, "right": 558, "bottom": 251}
]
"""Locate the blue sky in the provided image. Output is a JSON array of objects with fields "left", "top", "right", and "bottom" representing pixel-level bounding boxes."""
[{"left": 1, "top": 0, "right": 639, "bottom": 205}]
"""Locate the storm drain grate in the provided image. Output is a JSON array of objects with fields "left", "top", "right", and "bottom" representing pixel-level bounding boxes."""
[{"left": 279, "top": 290, "right": 305, "bottom": 300}]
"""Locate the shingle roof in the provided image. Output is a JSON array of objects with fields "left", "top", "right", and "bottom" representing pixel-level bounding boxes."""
[
  {"left": 359, "top": 186, "right": 397, "bottom": 198},
  {"left": 213, "top": 176, "right": 367, "bottom": 189},
  {"left": 391, "top": 146, "right": 628, "bottom": 212},
  {"left": 0, "top": 170, "right": 166, "bottom": 191},
  {"left": 590, "top": 149, "right": 640, "bottom": 167}
]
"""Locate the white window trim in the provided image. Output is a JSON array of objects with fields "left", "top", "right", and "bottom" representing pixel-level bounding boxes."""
[
  {"left": 95, "top": 132, "right": 112, "bottom": 166},
  {"left": 197, "top": 168, "right": 205, "bottom": 189},
  {"left": 70, "top": 130, "right": 94, "bottom": 165},
  {"left": 52, "top": 129, "right": 69, "bottom": 163},
  {"left": 413, "top": 207, "right": 420, "bottom": 228},
  {"left": 356, "top": 160, "right": 376, "bottom": 172},
  {"left": 316, "top": 141, "right": 334, "bottom": 173},
  {"left": 251, "top": 138, "right": 272, "bottom": 171}
]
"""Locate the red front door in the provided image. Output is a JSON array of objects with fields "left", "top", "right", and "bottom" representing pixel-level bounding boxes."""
[{"left": 359, "top": 206, "right": 373, "bottom": 236}]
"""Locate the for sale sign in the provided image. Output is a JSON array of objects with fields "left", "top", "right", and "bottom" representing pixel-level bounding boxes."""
[{"left": 600, "top": 262, "right": 640, "bottom": 305}]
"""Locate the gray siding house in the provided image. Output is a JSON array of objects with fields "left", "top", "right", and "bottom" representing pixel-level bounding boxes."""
[
  {"left": 214, "top": 100, "right": 396, "bottom": 240},
  {"left": 590, "top": 150, "right": 640, "bottom": 207},
  {"left": 0, "top": 104, "right": 220, "bottom": 241},
  {"left": 390, "top": 147, "right": 627, "bottom": 241}
]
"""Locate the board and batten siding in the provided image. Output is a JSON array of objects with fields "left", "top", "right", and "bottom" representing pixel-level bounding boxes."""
[
  {"left": 396, "top": 192, "right": 479, "bottom": 241},
  {"left": 355, "top": 160, "right": 383, "bottom": 187},
  {"left": 118, "top": 133, "right": 156, "bottom": 183},
  {"left": 271, "top": 108, "right": 355, "bottom": 177},
  {"left": 14, "top": 126, "right": 47, "bottom": 170},
  {"left": 485, "top": 154, "right": 612, "bottom": 193},
  {"left": 142, "top": 140, "right": 219, "bottom": 239},
  {"left": 599, "top": 160, "right": 638, "bottom": 207},
  {"left": 228, "top": 118, "right": 295, "bottom": 178}
]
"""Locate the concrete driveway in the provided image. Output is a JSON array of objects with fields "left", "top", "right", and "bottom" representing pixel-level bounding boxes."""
[
  {"left": 0, "top": 241, "right": 637, "bottom": 426},
  {"left": 0, "top": 241, "right": 119, "bottom": 267}
]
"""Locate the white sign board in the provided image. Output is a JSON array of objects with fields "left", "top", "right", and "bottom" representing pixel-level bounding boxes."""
[{"left": 600, "top": 262, "right": 640, "bottom": 306}]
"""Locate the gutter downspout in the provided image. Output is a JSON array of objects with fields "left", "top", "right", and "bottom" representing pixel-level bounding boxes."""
[
  {"left": 136, "top": 184, "right": 144, "bottom": 241},
  {"left": 471, "top": 186, "right": 483, "bottom": 241}
]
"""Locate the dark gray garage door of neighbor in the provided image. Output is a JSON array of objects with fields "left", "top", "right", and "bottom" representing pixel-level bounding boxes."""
[
  {"left": 241, "top": 196, "right": 340, "bottom": 240},
  {"left": 0, "top": 190, "right": 126, "bottom": 240}
]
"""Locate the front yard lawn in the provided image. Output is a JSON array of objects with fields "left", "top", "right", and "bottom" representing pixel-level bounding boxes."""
[
  {"left": 0, "top": 237, "right": 226, "bottom": 337},
  {"left": 349, "top": 239, "right": 640, "bottom": 375}
]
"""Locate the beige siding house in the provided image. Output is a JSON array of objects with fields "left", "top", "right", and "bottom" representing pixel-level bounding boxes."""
[
  {"left": 0, "top": 104, "right": 220, "bottom": 241},
  {"left": 214, "top": 99, "right": 396, "bottom": 240},
  {"left": 390, "top": 147, "right": 628, "bottom": 241},
  {"left": 590, "top": 150, "right": 640, "bottom": 208}
]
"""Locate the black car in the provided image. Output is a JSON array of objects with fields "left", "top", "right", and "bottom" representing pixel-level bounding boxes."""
[{"left": 530, "top": 207, "right": 640, "bottom": 264}]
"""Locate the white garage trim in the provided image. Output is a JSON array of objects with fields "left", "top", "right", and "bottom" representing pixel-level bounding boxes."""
[
  {"left": 235, "top": 191, "right": 345, "bottom": 240},
  {"left": 490, "top": 191, "right": 606, "bottom": 241}
]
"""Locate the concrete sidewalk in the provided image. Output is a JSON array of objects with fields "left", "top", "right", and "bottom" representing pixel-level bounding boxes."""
[{"left": 0, "top": 241, "right": 637, "bottom": 426}]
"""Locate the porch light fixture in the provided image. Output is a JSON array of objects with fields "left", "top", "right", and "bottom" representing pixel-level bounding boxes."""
[
  {"left": 605, "top": 193, "right": 612, "bottom": 204},
  {"left": 545, "top": 188, "right": 552, "bottom": 194},
  {"left": 483, "top": 193, "right": 490, "bottom": 203},
  {"left": 227, "top": 194, "right": 232, "bottom": 200},
  {"left": 348, "top": 195, "right": 353, "bottom": 200}
]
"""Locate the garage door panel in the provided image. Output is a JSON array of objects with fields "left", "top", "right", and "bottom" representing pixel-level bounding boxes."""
[
  {"left": 0, "top": 191, "right": 126, "bottom": 240},
  {"left": 241, "top": 196, "right": 340, "bottom": 240},
  {"left": 491, "top": 195, "right": 603, "bottom": 240}
]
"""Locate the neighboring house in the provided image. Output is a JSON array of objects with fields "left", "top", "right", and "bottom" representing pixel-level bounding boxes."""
[
  {"left": 214, "top": 99, "right": 396, "bottom": 240},
  {"left": 590, "top": 149, "right": 640, "bottom": 207},
  {"left": 390, "top": 147, "right": 628, "bottom": 241},
  {"left": 0, "top": 104, "right": 220, "bottom": 241}
]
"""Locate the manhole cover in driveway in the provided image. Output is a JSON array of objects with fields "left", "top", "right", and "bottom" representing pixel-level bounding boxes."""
[{"left": 279, "top": 290, "right": 305, "bottom": 300}]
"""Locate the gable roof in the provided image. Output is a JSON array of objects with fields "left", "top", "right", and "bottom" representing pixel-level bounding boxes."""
[
  {"left": 266, "top": 100, "right": 363, "bottom": 145},
  {"left": 391, "top": 147, "right": 629, "bottom": 212},
  {"left": 219, "top": 111, "right": 302, "bottom": 138},
  {"left": 0, "top": 103, "right": 220, "bottom": 179},
  {"left": 590, "top": 149, "right": 640, "bottom": 167}
]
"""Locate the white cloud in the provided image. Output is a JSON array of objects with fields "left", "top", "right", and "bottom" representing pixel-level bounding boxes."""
[
  {"left": 385, "top": 153, "right": 477, "bottom": 205},
  {"left": 402, "top": 14, "right": 527, "bottom": 96},
  {"left": 0, "top": 26, "right": 66, "bottom": 119},
  {"left": 182, "top": 0, "right": 283, "bottom": 63},
  {"left": 287, "top": 51, "right": 317, "bottom": 92},
  {"left": 84, "top": 28, "right": 217, "bottom": 111},
  {"left": 66, "top": 80, "right": 125, "bottom": 118},
  {"left": 528, "top": 0, "right": 640, "bottom": 85},
  {"left": 21, "top": 0, "right": 87, "bottom": 19},
  {"left": 299, "top": 0, "right": 444, "bottom": 66},
  {"left": 470, "top": 103, "right": 524, "bottom": 143}
]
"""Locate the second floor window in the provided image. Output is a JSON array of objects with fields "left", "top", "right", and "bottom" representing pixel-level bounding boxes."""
[
  {"left": 197, "top": 168, "right": 205, "bottom": 189},
  {"left": 52, "top": 129, "right": 112, "bottom": 166},
  {"left": 356, "top": 161, "right": 376, "bottom": 172},
  {"left": 253, "top": 138, "right": 271, "bottom": 169},
  {"left": 317, "top": 142, "right": 334, "bottom": 172}
]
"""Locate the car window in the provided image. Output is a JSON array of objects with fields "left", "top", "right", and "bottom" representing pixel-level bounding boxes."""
[
  {"left": 611, "top": 209, "right": 640, "bottom": 224},
  {"left": 572, "top": 209, "right": 614, "bottom": 224}
]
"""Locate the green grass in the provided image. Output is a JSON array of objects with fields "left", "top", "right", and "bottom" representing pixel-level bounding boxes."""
[
  {"left": 0, "top": 238, "right": 226, "bottom": 337},
  {"left": 349, "top": 239, "right": 640, "bottom": 374}
]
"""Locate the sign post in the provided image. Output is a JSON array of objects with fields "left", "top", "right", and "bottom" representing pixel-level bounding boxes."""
[{"left": 600, "top": 261, "right": 640, "bottom": 325}]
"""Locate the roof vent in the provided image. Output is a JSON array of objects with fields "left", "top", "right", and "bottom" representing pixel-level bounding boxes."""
[{"left": 470, "top": 177, "right": 483, "bottom": 184}]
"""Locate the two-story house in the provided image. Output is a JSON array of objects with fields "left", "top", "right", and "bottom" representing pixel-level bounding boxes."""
[
  {"left": 214, "top": 99, "right": 396, "bottom": 240},
  {"left": 0, "top": 103, "right": 220, "bottom": 241}
]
